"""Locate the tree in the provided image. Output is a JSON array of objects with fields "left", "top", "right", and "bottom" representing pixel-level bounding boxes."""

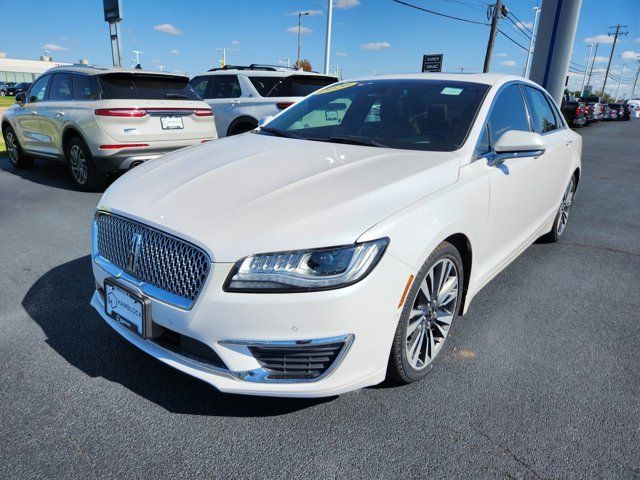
[{"left": 294, "top": 59, "right": 313, "bottom": 72}]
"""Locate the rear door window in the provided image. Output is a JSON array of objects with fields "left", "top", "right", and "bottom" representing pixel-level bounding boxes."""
[
  {"left": 48, "top": 73, "right": 74, "bottom": 101},
  {"left": 209, "top": 75, "right": 241, "bottom": 98},
  {"left": 98, "top": 73, "right": 200, "bottom": 100},
  {"left": 249, "top": 75, "right": 337, "bottom": 97}
]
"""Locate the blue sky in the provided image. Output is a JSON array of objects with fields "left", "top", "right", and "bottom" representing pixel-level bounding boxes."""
[{"left": 2, "top": 0, "right": 639, "bottom": 97}]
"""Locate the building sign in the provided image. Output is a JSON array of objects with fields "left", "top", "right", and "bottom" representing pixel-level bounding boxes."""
[
  {"left": 103, "top": 0, "right": 123, "bottom": 22},
  {"left": 422, "top": 54, "right": 443, "bottom": 73}
]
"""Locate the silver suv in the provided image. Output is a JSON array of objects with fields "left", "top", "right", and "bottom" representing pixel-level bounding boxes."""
[
  {"left": 2, "top": 65, "right": 217, "bottom": 190},
  {"left": 189, "top": 65, "right": 337, "bottom": 137}
]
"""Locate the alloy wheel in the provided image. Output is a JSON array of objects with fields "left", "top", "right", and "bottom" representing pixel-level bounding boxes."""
[
  {"left": 405, "top": 258, "right": 459, "bottom": 370},
  {"left": 69, "top": 144, "right": 88, "bottom": 185},
  {"left": 556, "top": 178, "right": 575, "bottom": 236},
  {"left": 6, "top": 131, "right": 19, "bottom": 165}
]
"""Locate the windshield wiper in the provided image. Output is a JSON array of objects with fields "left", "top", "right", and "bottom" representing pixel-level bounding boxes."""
[
  {"left": 322, "top": 136, "right": 389, "bottom": 148},
  {"left": 259, "top": 126, "right": 302, "bottom": 138},
  {"left": 164, "top": 93, "right": 190, "bottom": 99}
]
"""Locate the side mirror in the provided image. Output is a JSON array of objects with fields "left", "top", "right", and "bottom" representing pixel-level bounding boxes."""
[
  {"left": 494, "top": 130, "right": 545, "bottom": 154},
  {"left": 14, "top": 92, "right": 25, "bottom": 105},
  {"left": 258, "top": 115, "right": 274, "bottom": 127}
]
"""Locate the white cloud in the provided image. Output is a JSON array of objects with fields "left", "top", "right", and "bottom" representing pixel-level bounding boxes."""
[
  {"left": 500, "top": 60, "right": 517, "bottom": 67},
  {"left": 584, "top": 34, "right": 614, "bottom": 44},
  {"left": 287, "top": 26, "right": 313, "bottom": 34},
  {"left": 42, "top": 43, "right": 68, "bottom": 52},
  {"left": 621, "top": 50, "right": 640, "bottom": 60},
  {"left": 153, "top": 23, "right": 183, "bottom": 35},
  {"left": 494, "top": 52, "right": 508, "bottom": 57},
  {"left": 170, "top": 49, "right": 180, "bottom": 54},
  {"left": 334, "top": 0, "right": 360, "bottom": 8},
  {"left": 336, "top": 52, "right": 348, "bottom": 57},
  {"left": 231, "top": 40, "right": 241, "bottom": 45},
  {"left": 287, "top": 10, "right": 322, "bottom": 16},
  {"left": 361, "top": 42, "right": 391, "bottom": 50},
  {"left": 516, "top": 21, "right": 534, "bottom": 30},
  {"left": 593, "top": 56, "right": 608, "bottom": 63},
  {"left": 635, "top": 38, "right": 640, "bottom": 44}
]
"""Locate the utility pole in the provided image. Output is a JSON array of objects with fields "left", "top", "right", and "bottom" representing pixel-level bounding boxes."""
[
  {"left": 631, "top": 62, "right": 640, "bottom": 98},
  {"left": 297, "top": 11, "right": 310, "bottom": 68},
  {"left": 324, "top": 0, "right": 333, "bottom": 75},
  {"left": 483, "top": 0, "right": 504, "bottom": 73},
  {"left": 581, "top": 43, "right": 596, "bottom": 96},
  {"left": 585, "top": 43, "right": 599, "bottom": 96},
  {"left": 601, "top": 24, "right": 628, "bottom": 96},
  {"left": 524, "top": 6, "right": 541, "bottom": 78},
  {"left": 614, "top": 64, "right": 626, "bottom": 102}
]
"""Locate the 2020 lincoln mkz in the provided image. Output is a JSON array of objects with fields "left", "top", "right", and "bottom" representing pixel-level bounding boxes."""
[{"left": 90, "top": 74, "right": 581, "bottom": 397}]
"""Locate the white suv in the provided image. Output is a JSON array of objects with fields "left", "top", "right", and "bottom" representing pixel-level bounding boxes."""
[
  {"left": 2, "top": 65, "right": 217, "bottom": 190},
  {"left": 189, "top": 65, "right": 337, "bottom": 137}
]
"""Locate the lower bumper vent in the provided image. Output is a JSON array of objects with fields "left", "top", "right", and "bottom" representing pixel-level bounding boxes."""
[{"left": 248, "top": 341, "right": 346, "bottom": 380}]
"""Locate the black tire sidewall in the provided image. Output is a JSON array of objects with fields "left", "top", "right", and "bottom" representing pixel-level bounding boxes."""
[
  {"left": 4, "top": 126, "right": 32, "bottom": 169},
  {"left": 389, "top": 242, "right": 464, "bottom": 383},
  {"left": 66, "top": 137, "right": 102, "bottom": 191}
]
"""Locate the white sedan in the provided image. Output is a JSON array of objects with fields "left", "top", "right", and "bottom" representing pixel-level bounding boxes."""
[{"left": 90, "top": 74, "right": 581, "bottom": 397}]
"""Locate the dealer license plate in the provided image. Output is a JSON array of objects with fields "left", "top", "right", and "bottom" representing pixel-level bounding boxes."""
[
  {"left": 160, "top": 116, "right": 184, "bottom": 130},
  {"left": 105, "top": 280, "right": 145, "bottom": 337}
]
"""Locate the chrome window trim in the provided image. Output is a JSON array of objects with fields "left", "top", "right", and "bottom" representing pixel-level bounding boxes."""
[
  {"left": 92, "top": 211, "right": 211, "bottom": 310},
  {"left": 220, "top": 334, "right": 354, "bottom": 383}
]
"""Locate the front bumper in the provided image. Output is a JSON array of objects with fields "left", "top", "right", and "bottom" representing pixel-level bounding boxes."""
[{"left": 91, "top": 252, "right": 413, "bottom": 397}]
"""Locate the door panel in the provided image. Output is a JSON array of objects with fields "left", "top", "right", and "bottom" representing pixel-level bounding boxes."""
[
  {"left": 16, "top": 74, "right": 52, "bottom": 153},
  {"left": 38, "top": 73, "right": 74, "bottom": 156}
]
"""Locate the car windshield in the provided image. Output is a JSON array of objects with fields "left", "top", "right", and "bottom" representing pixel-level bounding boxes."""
[
  {"left": 258, "top": 79, "right": 490, "bottom": 152},
  {"left": 98, "top": 73, "right": 200, "bottom": 100}
]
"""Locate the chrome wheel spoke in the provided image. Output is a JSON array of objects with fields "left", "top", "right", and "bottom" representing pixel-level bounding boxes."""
[{"left": 405, "top": 257, "right": 459, "bottom": 370}]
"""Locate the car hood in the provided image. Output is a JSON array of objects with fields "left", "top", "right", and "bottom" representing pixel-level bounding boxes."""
[{"left": 99, "top": 134, "right": 461, "bottom": 262}]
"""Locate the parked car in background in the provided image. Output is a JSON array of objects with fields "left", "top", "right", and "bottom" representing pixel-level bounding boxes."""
[
  {"left": 0, "top": 81, "right": 8, "bottom": 96},
  {"left": 90, "top": 74, "right": 581, "bottom": 397},
  {"left": 607, "top": 103, "right": 624, "bottom": 120},
  {"left": 6, "top": 82, "right": 31, "bottom": 96},
  {"left": 189, "top": 64, "right": 337, "bottom": 137},
  {"left": 2, "top": 81, "right": 16, "bottom": 96},
  {"left": 627, "top": 99, "right": 640, "bottom": 118},
  {"left": 2, "top": 65, "right": 217, "bottom": 190},
  {"left": 560, "top": 98, "right": 586, "bottom": 127}
]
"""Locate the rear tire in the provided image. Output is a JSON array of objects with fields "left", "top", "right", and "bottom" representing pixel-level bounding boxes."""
[
  {"left": 387, "top": 241, "right": 464, "bottom": 384},
  {"left": 66, "top": 137, "right": 105, "bottom": 191},
  {"left": 3, "top": 126, "right": 33, "bottom": 169},
  {"left": 227, "top": 121, "right": 257, "bottom": 136}
]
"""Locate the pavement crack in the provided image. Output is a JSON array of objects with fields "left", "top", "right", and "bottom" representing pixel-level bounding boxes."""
[{"left": 469, "top": 423, "right": 544, "bottom": 480}]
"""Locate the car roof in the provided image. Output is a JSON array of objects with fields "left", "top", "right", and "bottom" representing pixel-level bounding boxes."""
[
  {"left": 42, "top": 64, "right": 189, "bottom": 79},
  {"left": 199, "top": 68, "right": 336, "bottom": 78},
  {"left": 344, "top": 72, "right": 528, "bottom": 87}
]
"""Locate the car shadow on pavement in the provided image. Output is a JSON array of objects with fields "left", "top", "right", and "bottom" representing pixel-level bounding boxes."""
[
  {"left": 0, "top": 157, "right": 111, "bottom": 192},
  {"left": 22, "top": 255, "right": 333, "bottom": 416}
]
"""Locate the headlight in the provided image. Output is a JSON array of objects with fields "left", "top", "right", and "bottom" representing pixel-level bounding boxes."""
[{"left": 224, "top": 238, "right": 388, "bottom": 292}]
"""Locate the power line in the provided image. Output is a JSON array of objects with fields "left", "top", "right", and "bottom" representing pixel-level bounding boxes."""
[
  {"left": 507, "top": 9, "right": 534, "bottom": 35},
  {"left": 497, "top": 28, "right": 529, "bottom": 51},
  {"left": 570, "top": 61, "right": 588, "bottom": 69},
  {"left": 390, "top": 0, "right": 490, "bottom": 26},
  {"left": 504, "top": 13, "right": 531, "bottom": 40},
  {"left": 438, "top": 0, "right": 486, "bottom": 14}
]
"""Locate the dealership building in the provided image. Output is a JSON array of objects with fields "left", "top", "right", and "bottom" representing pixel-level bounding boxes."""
[{"left": 0, "top": 54, "right": 74, "bottom": 83}]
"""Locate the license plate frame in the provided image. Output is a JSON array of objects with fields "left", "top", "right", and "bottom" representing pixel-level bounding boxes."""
[
  {"left": 104, "top": 278, "right": 152, "bottom": 338},
  {"left": 160, "top": 116, "right": 184, "bottom": 130}
]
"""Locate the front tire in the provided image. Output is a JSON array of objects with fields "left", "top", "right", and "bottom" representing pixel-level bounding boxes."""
[
  {"left": 66, "top": 137, "right": 105, "bottom": 191},
  {"left": 3, "top": 126, "right": 33, "bottom": 169},
  {"left": 388, "top": 241, "right": 464, "bottom": 384},
  {"left": 539, "top": 175, "right": 576, "bottom": 243}
]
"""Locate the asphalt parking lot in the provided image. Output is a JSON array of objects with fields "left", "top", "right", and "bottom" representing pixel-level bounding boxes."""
[{"left": 1, "top": 121, "right": 639, "bottom": 479}]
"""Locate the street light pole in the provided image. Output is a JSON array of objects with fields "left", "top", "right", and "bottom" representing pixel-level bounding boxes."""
[
  {"left": 131, "top": 50, "right": 144, "bottom": 66},
  {"left": 297, "top": 11, "right": 310, "bottom": 68},
  {"left": 614, "top": 64, "right": 626, "bottom": 102},
  {"left": 581, "top": 43, "right": 596, "bottom": 96},
  {"left": 524, "top": 6, "right": 541, "bottom": 78},
  {"left": 631, "top": 62, "right": 640, "bottom": 99},
  {"left": 585, "top": 43, "right": 599, "bottom": 96},
  {"left": 323, "top": 0, "right": 333, "bottom": 75}
]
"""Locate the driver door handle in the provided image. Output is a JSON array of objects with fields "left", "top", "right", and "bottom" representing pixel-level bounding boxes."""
[
  {"left": 56, "top": 111, "right": 65, "bottom": 117},
  {"left": 564, "top": 139, "right": 573, "bottom": 147}
]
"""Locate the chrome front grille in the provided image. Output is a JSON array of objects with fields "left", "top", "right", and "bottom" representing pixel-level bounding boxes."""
[{"left": 94, "top": 212, "right": 210, "bottom": 307}]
